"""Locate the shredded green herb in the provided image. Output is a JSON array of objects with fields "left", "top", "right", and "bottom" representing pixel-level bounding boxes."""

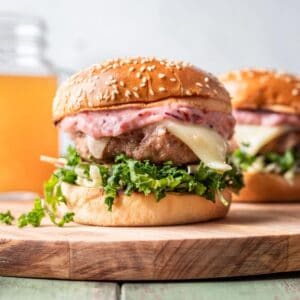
[
  {"left": 232, "top": 148, "right": 299, "bottom": 183},
  {"left": 53, "top": 146, "right": 243, "bottom": 211},
  {"left": 0, "top": 210, "right": 14, "bottom": 225},
  {"left": 0, "top": 146, "right": 243, "bottom": 226},
  {"left": 18, "top": 198, "right": 45, "bottom": 228},
  {"left": 232, "top": 146, "right": 300, "bottom": 184}
]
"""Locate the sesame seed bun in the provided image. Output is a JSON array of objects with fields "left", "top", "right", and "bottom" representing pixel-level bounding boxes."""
[
  {"left": 53, "top": 57, "right": 231, "bottom": 123},
  {"left": 57, "top": 182, "right": 231, "bottom": 226},
  {"left": 220, "top": 69, "right": 300, "bottom": 114},
  {"left": 233, "top": 172, "right": 300, "bottom": 202}
]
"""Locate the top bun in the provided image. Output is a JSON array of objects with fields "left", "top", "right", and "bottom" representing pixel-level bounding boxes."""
[
  {"left": 220, "top": 69, "right": 300, "bottom": 114},
  {"left": 53, "top": 57, "right": 230, "bottom": 122}
]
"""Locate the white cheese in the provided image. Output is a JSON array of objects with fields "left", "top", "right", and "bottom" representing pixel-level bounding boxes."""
[
  {"left": 163, "top": 121, "right": 231, "bottom": 172},
  {"left": 234, "top": 125, "right": 291, "bottom": 155},
  {"left": 75, "top": 164, "right": 103, "bottom": 188},
  {"left": 86, "top": 136, "right": 110, "bottom": 159}
]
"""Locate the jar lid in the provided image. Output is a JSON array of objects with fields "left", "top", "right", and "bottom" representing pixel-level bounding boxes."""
[{"left": 0, "top": 13, "right": 46, "bottom": 46}]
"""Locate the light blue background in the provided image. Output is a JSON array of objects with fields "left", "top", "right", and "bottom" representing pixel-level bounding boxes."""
[{"left": 1, "top": 0, "right": 299, "bottom": 75}]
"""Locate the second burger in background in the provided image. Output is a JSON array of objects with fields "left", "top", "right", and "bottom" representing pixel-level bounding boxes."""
[
  {"left": 41, "top": 57, "right": 243, "bottom": 226},
  {"left": 221, "top": 69, "right": 300, "bottom": 202}
]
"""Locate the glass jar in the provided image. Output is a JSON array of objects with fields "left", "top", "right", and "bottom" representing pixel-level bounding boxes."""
[{"left": 0, "top": 13, "right": 58, "bottom": 198}]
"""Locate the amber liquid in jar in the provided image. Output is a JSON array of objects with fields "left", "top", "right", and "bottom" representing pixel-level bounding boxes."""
[{"left": 0, "top": 75, "right": 58, "bottom": 194}]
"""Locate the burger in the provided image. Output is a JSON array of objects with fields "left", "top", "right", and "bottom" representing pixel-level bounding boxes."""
[
  {"left": 220, "top": 69, "right": 300, "bottom": 202},
  {"left": 41, "top": 57, "right": 242, "bottom": 226}
]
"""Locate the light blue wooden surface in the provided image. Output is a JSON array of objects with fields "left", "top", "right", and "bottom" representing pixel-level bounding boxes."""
[
  {"left": 0, "top": 277, "right": 119, "bottom": 300},
  {"left": 1, "top": 274, "right": 300, "bottom": 300},
  {"left": 122, "top": 277, "right": 300, "bottom": 300}
]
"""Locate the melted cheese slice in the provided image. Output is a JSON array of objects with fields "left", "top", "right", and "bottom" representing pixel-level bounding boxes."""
[
  {"left": 234, "top": 125, "right": 291, "bottom": 155},
  {"left": 164, "top": 121, "right": 231, "bottom": 172},
  {"left": 86, "top": 136, "right": 110, "bottom": 159}
]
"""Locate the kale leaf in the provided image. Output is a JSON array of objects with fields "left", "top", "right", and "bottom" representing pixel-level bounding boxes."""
[
  {"left": 57, "top": 148, "right": 243, "bottom": 211},
  {"left": 0, "top": 146, "right": 244, "bottom": 226},
  {"left": 0, "top": 210, "right": 14, "bottom": 225},
  {"left": 232, "top": 148, "right": 299, "bottom": 175},
  {"left": 18, "top": 198, "right": 45, "bottom": 228}
]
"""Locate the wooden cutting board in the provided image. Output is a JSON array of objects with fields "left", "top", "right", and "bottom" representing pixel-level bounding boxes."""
[{"left": 0, "top": 200, "right": 300, "bottom": 281}]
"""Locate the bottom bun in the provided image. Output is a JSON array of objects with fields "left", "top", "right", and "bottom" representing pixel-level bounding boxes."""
[
  {"left": 233, "top": 172, "right": 300, "bottom": 202},
  {"left": 58, "top": 182, "right": 231, "bottom": 226}
]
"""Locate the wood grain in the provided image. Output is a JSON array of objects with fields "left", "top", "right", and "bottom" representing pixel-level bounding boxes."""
[{"left": 0, "top": 200, "right": 300, "bottom": 280}]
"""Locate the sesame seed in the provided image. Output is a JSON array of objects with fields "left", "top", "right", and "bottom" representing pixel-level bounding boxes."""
[
  {"left": 158, "top": 73, "right": 166, "bottom": 79},
  {"left": 104, "top": 81, "right": 111, "bottom": 86},
  {"left": 129, "top": 66, "right": 135, "bottom": 72},
  {"left": 185, "top": 90, "right": 192, "bottom": 96},
  {"left": 140, "top": 82, "right": 146, "bottom": 88},
  {"left": 147, "top": 65, "right": 156, "bottom": 71},
  {"left": 195, "top": 82, "right": 203, "bottom": 87},
  {"left": 105, "top": 66, "right": 113, "bottom": 72},
  {"left": 125, "top": 90, "right": 131, "bottom": 97},
  {"left": 112, "top": 63, "right": 119, "bottom": 69},
  {"left": 170, "top": 78, "right": 177, "bottom": 82},
  {"left": 133, "top": 86, "right": 139, "bottom": 91},
  {"left": 103, "top": 90, "right": 109, "bottom": 100},
  {"left": 142, "top": 77, "right": 147, "bottom": 83},
  {"left": 149, "top": 88, "right": 154, "bottom": 96},
  {"left": 119, "top": 81, "right": 125, "bottom": 87},
  {"left": 204, "top": 77, "right": 209, "bottom": 82},
  {"left": 213, "top": 89, "right": 218, "bottom": 94},
  {"left": 136, "top": 72, "right": 141, "bottom": 79},
  {"left": 292, "top": 88, "right": 299, "bottom": 96},
  {"left": 158, "top": 87, "right": 166, "bottom": 92},
  {"left": 77, "top": 88, "right": 83, "bottom": 97},
  {"left": 108, "top": 75, "right": 114, "bottom": 80},
  {"left": 133, "top": 91, "right": 140, "bottom": 98},
  {"left": 205, "top": 84, "right": 210, "bottom": 88},
  {"left": 140, "top": 66, "right": 146, "bottom": 72}
]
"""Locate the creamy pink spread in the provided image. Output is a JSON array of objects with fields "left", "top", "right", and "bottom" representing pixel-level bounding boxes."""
[
  {"left": 59, "top": 104, "right": 235, "bottom": 139},
  {"left": 233, "top": 110, "right": 300, "bottom": 127}
]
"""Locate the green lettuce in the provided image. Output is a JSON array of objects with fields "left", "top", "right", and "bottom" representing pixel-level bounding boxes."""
[
  {"left": 0, "top": 210, "right": 14, "bottom": 225},
  {"left": 1, "top": 147, "right": 243, "bottom": 227},
  {"left": 53, "top": 147, "right": 243, "bottom": 211},
  {"left": 232, "top": 148, "right": 299, "bottom": 183}
]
